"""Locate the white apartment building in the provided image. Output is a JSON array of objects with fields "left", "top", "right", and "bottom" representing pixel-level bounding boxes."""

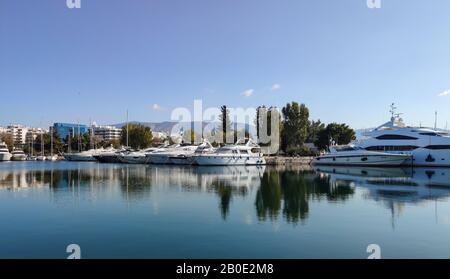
[
  {"left": 4, "top": 125, "right": 48, "bottom": 146},
  {"left": 6, "top": 125, "right": 29, "bottom": 145},
  {"left": 91, "top": 125, "right": 122, "bottom": 141},
  {"left": 25, "top": 128, "right": 48, "bottom": 144}
]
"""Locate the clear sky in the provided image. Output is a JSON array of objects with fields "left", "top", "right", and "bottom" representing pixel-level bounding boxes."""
[{"left": 1, "top": 0, "right": 450, "bottom": 129}]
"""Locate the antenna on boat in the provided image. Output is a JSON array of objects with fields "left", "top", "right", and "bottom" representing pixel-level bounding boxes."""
[
  {"left": 389, "top": 103, "right": 397, "bottom": 121},
  {"left": 434, "top": 111, "right": 438, "bottom": 130}
]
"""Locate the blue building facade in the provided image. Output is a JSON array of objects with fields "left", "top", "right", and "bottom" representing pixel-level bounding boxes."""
[{"left": 53, "top": 123, "right": 89, "bottom": 141}]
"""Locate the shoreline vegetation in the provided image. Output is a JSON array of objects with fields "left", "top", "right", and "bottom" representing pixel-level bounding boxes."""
[{"left": 0, "top": 102, "right": 355, "bottom": 160}]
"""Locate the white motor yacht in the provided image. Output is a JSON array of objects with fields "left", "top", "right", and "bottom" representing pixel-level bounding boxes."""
[
  {"left": 65, "top": 147, "right": 112, "bottom": 162},
  {"left": 354, "top": 104, "right": 450, "bottom": 167},
  {"left": 118, "top": 147, "right": 161, "bottom": 164},
  {"left": 169, "top": 140, "right": 216, "bottom": 165},
  {"left": 46, "top": 155, "right": 58, "bottom": 161},
  {"left": 312, "top": 144, "right": 411, "bottom": 166},
  {"left": 192, "top": 139, "right": 266, "bottom": 166},
  {"left": 146, "top": 144, "right": 198, "bottom": 165},
  {"left": 0, "top": 142, "right": 12, "bottom": 161},
  {"left": 36, "top": 156, "right": 46, "bottom": 161},
  {"left": 11, "top": 148, "right": 27, "bottom": 161}
]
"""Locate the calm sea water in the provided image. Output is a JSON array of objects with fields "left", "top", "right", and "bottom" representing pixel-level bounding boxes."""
[{"left": 1, "top": 161, "right": 450, "bottom": 259}]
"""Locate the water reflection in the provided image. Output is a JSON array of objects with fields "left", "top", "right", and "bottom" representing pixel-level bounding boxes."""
[
  {"left": 255, "top": 168, "right": 355, "bottom": 223},
  {"left": 1, "top": 162, "right": 450, "bottom": 224},
  {"left": 313, "top": 166, "right": 450, "bottom": 203},
  {"left": 314, "top": 166, "right": 450, "bottom": 227}
]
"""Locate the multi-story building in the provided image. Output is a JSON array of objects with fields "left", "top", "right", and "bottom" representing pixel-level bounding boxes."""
[
  {"left": 25, "top": 128, "right": 48, "bottom": 144},
  {"left": 0, "top": 126, "right": 7, "bottom": 134},
  {"left": 91, "top": 125, "right": 122, "bottom": 141},
  {"left": 53, "top": 123, "right": 89, "bottom": 141},
  {"left": 6, "top": 125, "right": 29, "bottom": 145}
]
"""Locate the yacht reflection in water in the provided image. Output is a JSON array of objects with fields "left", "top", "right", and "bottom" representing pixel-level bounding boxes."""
[
  {"left": 0, "top": 163, "right": 354, "bottom": 223},
  {"left": 314, "top": 166, "right": 450, "bottom": 226},
  {"left": 313, "top": 166, "right": 450, "bottom": 203},
  {"left": 3, "top": 163, "right": 449, "bottom": 225}
]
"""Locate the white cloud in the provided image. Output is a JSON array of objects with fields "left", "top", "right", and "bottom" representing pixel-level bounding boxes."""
[
  {"left": 271, "top": 83, "right": 281, "bottom": 91},
  {"left": 241, "top": 89, "right": 254, "bottom": 97},
  {"left": 438, "top": 90, "right": 450, "bottom": 97},
  {"left": 152, "top": 104, "right": 162, "bottom": 110}
]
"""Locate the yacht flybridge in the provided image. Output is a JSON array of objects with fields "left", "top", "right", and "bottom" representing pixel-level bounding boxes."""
[{"left": 355, "top": 104, "right": 450, "bottom": 167}]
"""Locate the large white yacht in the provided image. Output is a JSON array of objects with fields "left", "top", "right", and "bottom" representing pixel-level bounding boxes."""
[
  {"left": 0, "top": 142, "right": 12, "bottom": 162},
  {"left": 312, "top": 144, "right": 411, "bottom": 166},
  {"left": 192, "top": 139, "right": 266, "bottom": 166},
  {"left": 355, "top": 104, "right": 450, "bottom": 167}
]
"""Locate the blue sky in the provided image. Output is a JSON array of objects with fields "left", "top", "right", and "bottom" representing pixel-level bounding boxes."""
[{"left": 1, "top": 0, "right": 450, "bottom": 129}]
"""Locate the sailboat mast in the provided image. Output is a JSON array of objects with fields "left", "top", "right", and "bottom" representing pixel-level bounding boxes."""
[
  {"left": 78, "top": 121, "right": 81, "bottom": 152},
  {"left": 126, "top": 110, "right": 129, "bottom": 147},
  {"left": 41, "top": 133, "right": 44, "bottom": 156},
  {"left": 50, "top": 127, "right": 53, "bottom": 156}
]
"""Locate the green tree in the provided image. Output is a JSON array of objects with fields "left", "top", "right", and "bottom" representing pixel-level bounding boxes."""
[
  {"left": 307, "top": 120, "right": 325, "bottom": 143},
  {"left": 0, "top": 133, "right": 14, "bottom": 151},
  {"left": 315, "top": 123, "right": 356, "bottom": 150},
  {"left": 281, "top": 102, "right": 310, "bottom": 152},
  {"left": 121, "top": 123, "right": 153, "bottom": 149}
]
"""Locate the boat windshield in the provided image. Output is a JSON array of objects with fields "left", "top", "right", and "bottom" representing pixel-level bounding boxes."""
[{"left": 334, "top": 146, "right": 361, "bottom": 152}]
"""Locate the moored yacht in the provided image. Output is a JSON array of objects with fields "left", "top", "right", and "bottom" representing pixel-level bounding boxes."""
[
  {"left": 64, "top": 147, "right": 112, "bottom": 162},
  {"left": 312, "top": 144, "right": 412, "bottom": 166},
  {"left": 146, "top": 144, "right": 198, "bottom": 165},
  {"left": 93, "top": 147, "right": 130, "bottom": 163},
  {"left": 192, "top": 139, "right": 266, "bottom": 166},
  {"left": 11, "top": 148, "right": 27, "bottom": 161},
  {"left": 169, "top": 140, "right": 216, "bottom": 165},
  {"left": 0, "top": 142, "right": 12, "bottom": 162},
  {"left": 355, "top": 104, "right": 450, "bottom": 167},
  {"left": 117, "top": 147, "right": 162, "bottom": 164}
]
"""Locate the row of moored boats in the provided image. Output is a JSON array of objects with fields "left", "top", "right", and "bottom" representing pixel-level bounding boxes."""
[
  {"left": 64, "top": 139, "right": 266, "bottom": 166},
  {"left": 1, "top": 142, "right": 58, "bottom": 161}
]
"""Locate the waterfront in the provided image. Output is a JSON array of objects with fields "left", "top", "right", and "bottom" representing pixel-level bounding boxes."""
[{"left": 1, "top": 161, "right": 450, "bottom": 258}]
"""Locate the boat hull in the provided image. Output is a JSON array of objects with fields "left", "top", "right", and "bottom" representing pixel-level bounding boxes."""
[
  {"left": 148, "top": 154, "right": 172, "bottom": 165},
  {"left": 64, "top": 154, "right": 97, "bottom": 162},
  {"left": 94, "top": 154, "right": 121, "bottom": 163},
  {"left": 0, "top": 153, "right": 12, "bottom": 161},
  {"left": 193, "top": 155, "right": 266, "bottom": 166},
  {"left": 169, "top": 155, "right": 195, "bottom": 165},
  {"left": 118, "top": 155, "right": 148, "bottom": 164},
  {"left": 312, "top": 154, "right": 410, "bottom": 167},
  {"left": 11, "top": 155, "right": 27, "bottom": 161}
]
